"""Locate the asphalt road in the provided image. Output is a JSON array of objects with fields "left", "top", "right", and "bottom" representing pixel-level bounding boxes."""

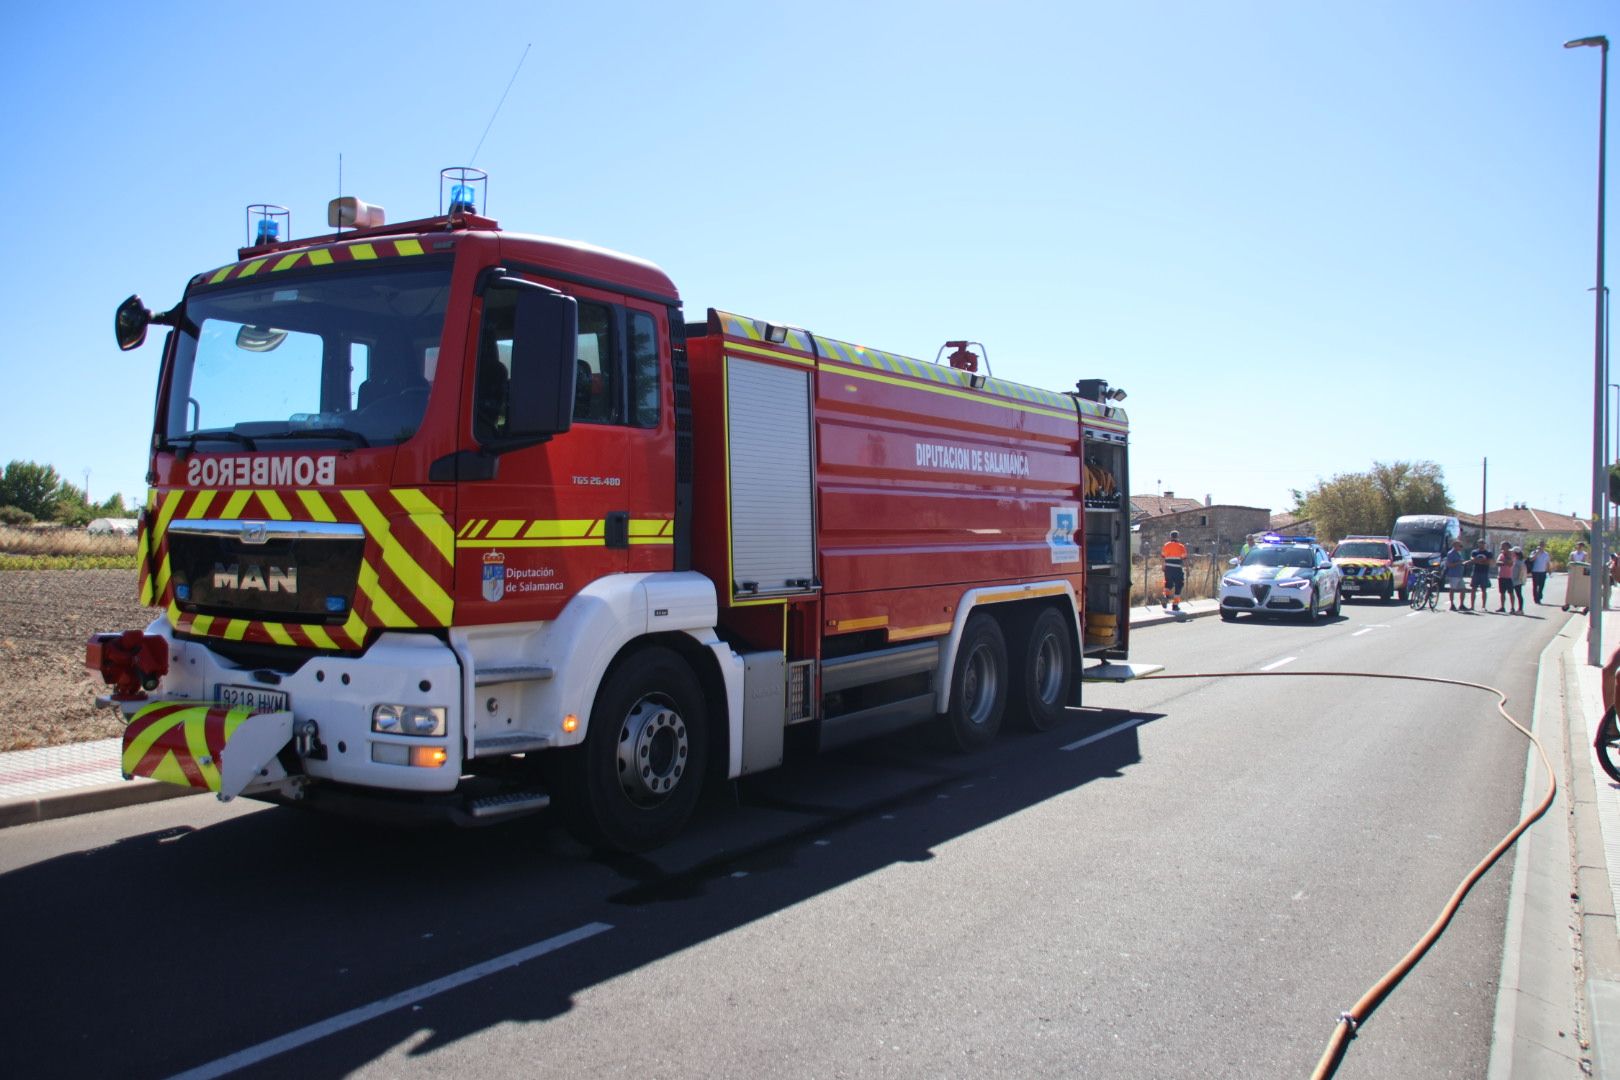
[{"left": 2, "top": 595, "right": 1566, "bottom": 1079}]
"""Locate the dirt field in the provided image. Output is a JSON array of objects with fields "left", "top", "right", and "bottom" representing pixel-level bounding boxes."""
[{"left": 0, "top": 570, "right": 150, "bottom": 750}]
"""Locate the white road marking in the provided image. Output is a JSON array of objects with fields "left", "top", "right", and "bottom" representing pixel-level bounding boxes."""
[
  {"left": 1351, "top": 627, "right": 1377, "bottom": 637},
  {"left": 1062, "top": 716, "right": 1149, "bottom": 751},
  {"left": 1260, "top": 657, "right": 1296, "bottom": 671},
  {"left": 166, "top": 921, "right": 613, "bottom": 1080},
  {"left": 1405, "top": 611, "right": 1424, "bottom": 618}
]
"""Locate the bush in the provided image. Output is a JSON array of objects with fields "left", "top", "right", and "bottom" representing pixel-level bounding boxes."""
[{"left": 0, "top": 505, "right": 35, "bottom": 526}]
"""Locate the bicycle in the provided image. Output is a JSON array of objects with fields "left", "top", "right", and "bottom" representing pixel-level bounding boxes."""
[
  {"left": 1597, "top": 708, "right": 1620, "bottom": 784},
  {"left": 1408, "top": 568, "right": 1444, "bottom": 611}
]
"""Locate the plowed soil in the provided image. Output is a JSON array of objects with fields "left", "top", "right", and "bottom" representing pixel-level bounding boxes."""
[{"left": 0, "top": 570, "right": 150, "bottom": 750}]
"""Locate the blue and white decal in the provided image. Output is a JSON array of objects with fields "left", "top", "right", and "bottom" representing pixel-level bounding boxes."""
[{"left": 1048, "top": 505, "right": 1080, "bottom": 564}]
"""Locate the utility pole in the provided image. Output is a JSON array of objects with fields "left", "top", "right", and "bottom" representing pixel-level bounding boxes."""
[{"left": 1480, "top": 458, "right": 1487, "bottom": 547}]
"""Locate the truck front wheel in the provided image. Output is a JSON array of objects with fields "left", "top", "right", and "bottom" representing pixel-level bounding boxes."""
[
  {"left": 1010, "top": 607, "right": 1074, "bottom": 731},
  {"left": 937, "top": 613, "right": 1008, "bottom": 751},
  {"left": 554, "top": 647, "right": 708, "bottom": 853}
]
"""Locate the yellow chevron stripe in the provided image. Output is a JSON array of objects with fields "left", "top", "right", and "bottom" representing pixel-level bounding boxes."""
[
  {"left": 342, "top": 491, "right": 453, "bottom": 625},
  {"left": 264, "top": 622, "right": 296, "bottom": 646},
  {"left": 257, "top": 490, "right": 291, "bottom": 520},
  {"left": 524, "top": 519, "right": 597, "bottom": 540},
  {"left": 238, "top": 258, "right": 270, "bottom": 278},
  {"left": 304, "top": 624, "right": 338, "bottom": 650},
  {"left": 122, "top": 707, "right": 191, "bottom": 776},
  {"left": 486, "top": 519, "right": 524, "bottom": 540},
  {"left": 349, "top": 243, "right": 378, "bottom": 261},
  {"left": 296, "top": 490, "right": 336, "bottom": 522},
  {"left": 725, "top": 341, "right": 814, "bottom": 366},
  {"left": 182, "top": 712, "right": 222, "bottom": 791},
  {"left": 272, "top": 253, "right": 303, "bottom": 272},
  {"left": 192, "top": 614, "right": 215, "bottom": 635},
  {"left": 208, "top": 267, "right": 233, "bottom": 284},
  {"left": 395, "top": 239, "right": 425, "bottom": 256},
  {"left": 222, "top": 619, "right": 249, "bottom": 641},
  {"left": 308, "top": 249, "right": 334, "bottom": 267},
  {"left": 358, "top": 558, "right": 414, "bottom": 627},
  {"left": 393, "top": 489, "right": 453, "bottom": 563},
  {"left": 185, "top": 490, "right": 217, "bottom": 518},
  {"left": 221, "top": 490, "right": 252, "bottom": 519}
]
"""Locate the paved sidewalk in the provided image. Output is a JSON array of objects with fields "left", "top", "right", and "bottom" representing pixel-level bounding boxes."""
[{"left": 0, "top": 599, "right": 1222, "bottom": 829}]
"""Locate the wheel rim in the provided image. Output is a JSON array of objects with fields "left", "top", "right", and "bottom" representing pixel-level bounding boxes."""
[
  {"left": 962, "top": 642, "right": 1001, "bottom": 727},
  {"left": 616, "top": 694, "right": 690, "bottom": 806},
  {"left": 1032, "top": 631, "right": 1064, "bottom": 705}
]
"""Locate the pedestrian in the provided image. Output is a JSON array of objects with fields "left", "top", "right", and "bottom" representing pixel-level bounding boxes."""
[
  {"left": 1161, "top": 529, "right": 1186, "bottom": 613},
  {"left": 1573, "top": 541, "right": 1590, "bottom": 565},
  {"left": 1528, "top": 541, "right": 1551, "bottom": 604},
  {"left": 1467, "top": 536, "right": 1492, "bottom": 611},
  {"left": 1496, "top": 541, "right": 1515, "bottom": 612},
  {"left": 1443, "top": 538, "right": 1467, "bottom": 611},
  {"left": 1510, "top": 546, "right": 1527, "bottom": 613}
]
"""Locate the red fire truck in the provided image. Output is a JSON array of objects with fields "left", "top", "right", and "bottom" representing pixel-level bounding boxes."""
[{"left": 90, "top": 175, "right": 1142, "bottom": 851}]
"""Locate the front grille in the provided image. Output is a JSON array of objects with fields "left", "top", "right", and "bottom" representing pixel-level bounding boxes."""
[
  {"left": 1250, "top": 584, "right": 1271, "bottom": 605},
  {"left": 167, "top": 520, "right": 365, "bottom": 623}
]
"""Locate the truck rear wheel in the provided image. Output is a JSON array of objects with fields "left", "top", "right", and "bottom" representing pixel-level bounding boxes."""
[
  {"left": 1010, "top": 607, "right": 1073, "bottom": 731},
  {"left": 937, "top": 613, "right": 1007, "bottom": 751},
  {"left": 553, "top": 646, "right": 708, "bottom": 853}
]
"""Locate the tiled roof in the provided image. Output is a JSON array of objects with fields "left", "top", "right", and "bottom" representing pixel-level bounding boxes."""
[
  {"left": 1130, "top": 495, "right": 1204, "bottom": 519},
  {"left": 1466, "top": 507, "right": 1591, "bottom": 534}
]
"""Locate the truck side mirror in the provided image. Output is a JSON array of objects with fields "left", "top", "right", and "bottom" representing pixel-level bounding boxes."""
[
  {"left": 506, "top": 286, "right": 578, "bottom": 439},
  {"left": 115, "top": 295, "right": 152, "bottom": 351},
  {"left": 475, "top": 274, "right": 578, "bottom": 451}
]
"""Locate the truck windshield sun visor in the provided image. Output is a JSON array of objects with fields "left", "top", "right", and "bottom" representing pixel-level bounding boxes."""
[{"left": 163, "top": 264, "right": 453, "bottom": 450}]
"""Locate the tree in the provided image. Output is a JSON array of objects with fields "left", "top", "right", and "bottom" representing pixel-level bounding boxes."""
[
  {"left": 1295, "top": 460, "right": 1452, "bottom": 542},
  {"left": 51, "top": 482, "right": 94, "bottom": 527},
  {"left": 0, "top": 460, "right": 62, "bottom": 519}
]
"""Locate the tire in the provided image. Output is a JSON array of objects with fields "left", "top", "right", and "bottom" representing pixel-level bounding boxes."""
[
  {"left": 1304, "top": 590, "right": 1319, "bottom": 621},
  {"left": 1328, "top": 584, "right": 1342, "bottom": 618},
  {"left": 937, "top": 613, "right": 1008, "bottom": 751},
  {"left": 1010, "top": 607, "right": 1074, "bottom": 732},
  {"left": 1397, "top": 582, "right": 1408, "bottom": 602},
  {"left": 1220, "top": 609, "right": 1236, "bottom": 622},
  {"left": 552, "top": 646, "right": 708, "bottom": 853},
  {"left": 1426, "top": 582, "right": 1440, "bottom": 611},
  {"left": 1596, "top": 708, "right": 1620, "bottom": 785},
  {"left": 1382, "top": 582, "right": 1395, "bottom": 603}
]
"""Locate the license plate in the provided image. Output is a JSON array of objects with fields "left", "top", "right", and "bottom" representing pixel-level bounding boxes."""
[
  {"left": 214, "top": 683, "right": 291, "bottom": 713},
  {"left": 1342, "top": 582, "right": 1361, "bottom": 592}
]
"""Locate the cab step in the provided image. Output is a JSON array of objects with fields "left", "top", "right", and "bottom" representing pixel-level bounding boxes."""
[{"left": 1082, "top": 661, "right": 1165, "bottom": 683}]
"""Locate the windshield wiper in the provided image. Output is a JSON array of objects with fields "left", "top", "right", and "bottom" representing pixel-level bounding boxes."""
[
  {"left": 254, "top": 428, "right": 373, "bottom": 448},
  {"left": 168, "top": 430, "right": 258, "bottom": 452}
]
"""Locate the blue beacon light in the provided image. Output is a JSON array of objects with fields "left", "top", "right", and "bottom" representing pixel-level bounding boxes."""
[
  {"left": 255, "top": 219, "right": 280, "bottom": 245},
  {"left": 448, "top": 184, "right": 478, "bottom": 214}
]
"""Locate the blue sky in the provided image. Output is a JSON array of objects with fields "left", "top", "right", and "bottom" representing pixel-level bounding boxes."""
[{"left": 0, "top": 1, "right": 1611, "bottom": 520}]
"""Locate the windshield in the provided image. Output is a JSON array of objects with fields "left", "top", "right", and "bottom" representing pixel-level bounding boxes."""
[
  {"left": 1392, "top": 527, "right": 1444, "bottom": 552},
  {"left": 164, "top": 264, "right": 452, "bottom": 448},
  {"left": 1334, "top": 542, "right": 1389, "bottom": 559},
  {"left": 1242, "top": 546, "right": 1315, "bottom": 569}
]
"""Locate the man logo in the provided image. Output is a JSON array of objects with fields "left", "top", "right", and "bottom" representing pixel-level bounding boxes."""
[{"left": 213, "top": 563, "right": 297, "bottom": 593}]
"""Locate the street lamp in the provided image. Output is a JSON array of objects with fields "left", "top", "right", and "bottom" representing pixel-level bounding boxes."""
[{"left": 1567, "top": 33, "right": 1609, "bottom": 665}]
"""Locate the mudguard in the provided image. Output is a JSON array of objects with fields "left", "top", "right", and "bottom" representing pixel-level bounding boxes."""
[{"left": 121, "top": 702, "right": 294, "bottom": 801}]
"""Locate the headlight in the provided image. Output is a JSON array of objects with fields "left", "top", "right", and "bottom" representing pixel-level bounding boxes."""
[
  {"left": 1276, "top": 577, "right": 1312, "bottom": 588},
  {"left": 372, "top": 704, "right": 447, "bottom": 737},
  {"left": 1222, "top": 576, "right": 1245, "bottom": 587}
]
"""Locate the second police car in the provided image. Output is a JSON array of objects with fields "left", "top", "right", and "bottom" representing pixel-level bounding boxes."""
[{"left": 1219, "top": 535, "right": 1344, "bottom": 621}]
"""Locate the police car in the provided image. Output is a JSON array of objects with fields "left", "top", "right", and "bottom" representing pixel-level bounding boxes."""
[{"left": 1219, "top": 535, "right": 1343, "bottom": 621}]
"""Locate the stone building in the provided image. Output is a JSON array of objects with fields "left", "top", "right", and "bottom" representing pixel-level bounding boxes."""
[{"left": 1136, "top": 504, "right": 1271, "bottom": 561}]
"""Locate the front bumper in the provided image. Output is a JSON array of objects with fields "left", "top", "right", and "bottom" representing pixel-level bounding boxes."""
[
  {"left": 1219, "top": 580, "right": 1313, "bottom": 614},
  {"left": 122, "top": 620, "right": 466, "bottom": 795},
  {"left": 1337, "top": 566, "right": 1395, "bottom": 594}
]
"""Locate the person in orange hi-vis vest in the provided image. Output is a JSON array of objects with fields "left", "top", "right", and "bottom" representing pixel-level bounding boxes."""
[{"left": 1161, "top": 530, "right": 1187, "bottom": 612}]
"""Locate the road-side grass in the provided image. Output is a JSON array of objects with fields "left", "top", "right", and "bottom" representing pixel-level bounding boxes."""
[{"left": 0, "top": 554, "right": 139, "bottom": 571}]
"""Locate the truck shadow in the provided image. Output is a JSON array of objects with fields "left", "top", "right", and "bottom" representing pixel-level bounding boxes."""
[{"left": 1, "top": 705, "right": 1162, "bottom": 1080}]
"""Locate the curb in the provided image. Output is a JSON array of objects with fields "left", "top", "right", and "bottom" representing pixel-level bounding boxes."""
[{"left": 0, "top": 777, "right": 197, "bottom": 830}]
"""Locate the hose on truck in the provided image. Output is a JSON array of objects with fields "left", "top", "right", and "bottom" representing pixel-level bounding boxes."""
[{"left": 1130, "top": 669, "right": 1557, "bottom": 1080}]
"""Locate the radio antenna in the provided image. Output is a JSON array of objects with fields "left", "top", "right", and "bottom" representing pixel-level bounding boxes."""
[
  {"left": 336, "top": 152, "right": 343, "bottom": 236},
  {"left": 469, "top": 43, "right": 531, "bottom": 166}
]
